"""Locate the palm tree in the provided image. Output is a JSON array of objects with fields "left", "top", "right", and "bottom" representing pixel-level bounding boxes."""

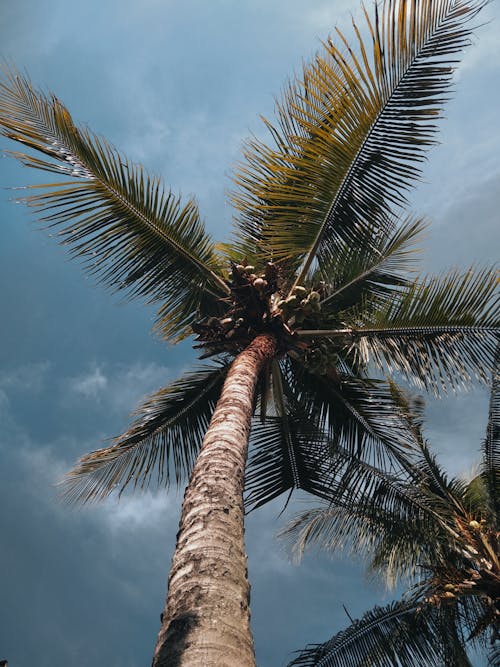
[
  {"left": 283, "top": 360, "right": 499, "bottom": 666},
  {"left": 0, "top": 1, "right": 497, "bottom": 665}
]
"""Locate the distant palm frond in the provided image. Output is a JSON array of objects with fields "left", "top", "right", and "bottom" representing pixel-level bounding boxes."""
[
  {"left": 287, "top": 600, "right": 471, "bottom": 667},
  {"left": 284, "top": 351, "right": 500, "bottom": 666},
  {"left": 482, "top": 346, "right": 500, "bottom": 518}
]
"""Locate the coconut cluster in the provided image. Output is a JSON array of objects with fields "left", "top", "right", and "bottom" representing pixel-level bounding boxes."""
[
  {"left": 192, "top": 262, "right": 334, "bottom": 365},
  {"left": 192, "top": 261, "right": 292, "bottom": 356},
  {"left": 276, "top": 285, "right": 321, "bottom": 325},
  {"left": 423, "top": 518, "right": 500, "bottom": 642}
]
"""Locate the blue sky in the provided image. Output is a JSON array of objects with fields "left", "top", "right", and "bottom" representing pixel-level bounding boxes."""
[{"left": 0, "top": 1, "right": 499, "bottom": 665}]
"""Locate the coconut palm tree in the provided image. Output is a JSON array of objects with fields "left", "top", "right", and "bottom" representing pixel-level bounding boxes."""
[
  {"left": 0, "top": 1, "right": 497, "bottom": 665},
  {"left": 283, "top": 360, "right": 499, "bottom": 666}
]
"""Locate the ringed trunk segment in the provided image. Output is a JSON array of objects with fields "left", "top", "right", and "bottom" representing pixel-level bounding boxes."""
[{"left": 153, "top": 333, "right": 278, "bottom": 667}]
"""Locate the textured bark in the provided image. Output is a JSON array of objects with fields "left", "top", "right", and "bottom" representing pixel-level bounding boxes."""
[{"left": 152, "top": 333, "right": 278, "bottom": 667}]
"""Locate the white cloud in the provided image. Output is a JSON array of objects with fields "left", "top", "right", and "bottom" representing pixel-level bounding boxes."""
[
  {"left": 107, "top": 361, "right": 171, "bottom": 413},
  {"left": 69, "top": 364, "right": 108, "bottom": 399},
  {"left": 102, "top": 491, "right": 173, "bottom": 533},
  {"left": 18, "top": 437, "right": 72, "bottom": 488},
  {"left": 0, "top": 361, "right": 50, "bottom": 393},
  {"left": 66, "top": 360, "right": 171, "bottom": 413},
  {"left": 302, "top": 1, "right": 359, "bottom": 33},
  {"left": 0, "top": 387, "right": 10, "bottom": 416},
  {"left": 459, "top": 5, "right": 500, "bottom": 76}
]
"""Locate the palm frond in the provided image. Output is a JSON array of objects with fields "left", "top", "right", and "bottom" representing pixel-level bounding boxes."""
[
  {"left": 384, "top": 384, "right": 473, "bottom": 514},
  {"left": 488, "top": 642, "right": 500, "bottom": 666},
  {"left": 231, "top": 0, "right": 488, "bottom": 282},
  {"left": 245, "top": 413, "right": 334, "bottom": 512},
  {"left": 0, "top": 67, "right": 229, "bottom": 340},
  {"left": 280, "top": 451, "right": 453, "bottom": 585},
  {"left": 319, "top": 215, "right": 426, "bottom": 312},
  {"left": 285, "top": 361, "right": 417, "bottom": 465},
  {"left": 281, "top": 502, "right": 436, "bottom": 584},
  {"left": 481, "top": 345, "right": 500, "bottom": 519},
  {"left": 462, "top": 474, "right": 491, "bottom": 518},
  {"left": 287, "top": 600, "right": 469, "bottom": 667},
  {"left": 341, "top": 267, "right": 499, "bottom": 393},
  {"left": 245, "top": 361, "right": 335, "bottom": 510},
  {"left": 61, "top": 364, "right": 228, "bottom": 502},
  {"left": 245, "top": 358, "right": 420, "bottom": 511}
]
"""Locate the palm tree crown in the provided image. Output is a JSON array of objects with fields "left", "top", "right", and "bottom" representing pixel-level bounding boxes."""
[
  {"left": 284, "top": 359, "right": 499, "bottom": 666},
  {"left": 0, "top": 0, "right": 498, "bottom": 664}
]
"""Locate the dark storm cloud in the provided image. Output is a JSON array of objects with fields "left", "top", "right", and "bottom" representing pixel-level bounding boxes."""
[
  {"left": 0, "top": 361, "right": 179, "bottom": 667},
  {"left": 0, "top": 441, "right": 174, "bottom": 667},
  {"left": 423, "top": 173, "right": 500, "bottom": 271}
]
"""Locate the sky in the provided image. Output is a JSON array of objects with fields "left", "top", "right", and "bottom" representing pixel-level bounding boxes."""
[{"left": 0, "top": 1, "right": 499, "bottom": 666}]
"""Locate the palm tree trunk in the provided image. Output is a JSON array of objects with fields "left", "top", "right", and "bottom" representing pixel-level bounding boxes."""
[{"left": 152, "top": 332, "right": 278, "bottom": 667}]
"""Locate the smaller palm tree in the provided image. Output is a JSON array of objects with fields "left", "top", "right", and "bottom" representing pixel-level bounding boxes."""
[{"left": 284, "top": 357, "right": 500, "bottom": 666}]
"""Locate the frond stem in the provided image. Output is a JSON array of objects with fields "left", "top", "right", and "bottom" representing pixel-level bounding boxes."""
[
  {"left": 90, "top": 177, "right": 230, "bottom": 297},
  {"left": 288, "top": 4, "right": 462, "bottom": 293}
]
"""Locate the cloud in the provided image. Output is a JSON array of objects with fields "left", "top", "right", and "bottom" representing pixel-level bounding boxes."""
[
  {"left": 458, "top": 3, "right": 500, "bottom": 76},
  {"left": 69, "top": 364, "right": 108, "bottom": 398},
  {"left": 421, "top": 171, "right": 500, "bottom": 271},
  {"left": 301, "top": 0, "right": 361, "bottom": 32},
  {"left": 66, "top": 361, "right": 171, "bottom": 413},
  {"left": 102, "top": 491, "right": 173, "bottom": 534},
  {"left": 424, "top": 389, "right": 490, "bottom": 479},
  {"left": 0, "top": 361, "right": 50, "bottom": 393},
  {"left": 0, "top": 378, "right": 180, "bottom": 667},
  {"left": 0, "top": 430, "right": 178, "bottom": 667}
]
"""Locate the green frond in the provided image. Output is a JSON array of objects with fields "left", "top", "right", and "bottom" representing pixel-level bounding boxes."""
[
  {"left": 231, "top": 0, "right": 488, "bottom": 281},
  {"left": 488, "top": 643, "right": 500, "bottom": 666},
  {"left": 342, "top": 267, "right": 499, "bottom": 393},
  {"left": 245, "top": 413, "right": 334, "bottom": 512},
  {"left": 287, "top": 600, "right": 470, "bottom": 667},
  {"left": 462, "top": 474, "right": 491, "bottom": 518},
  {"left": 385, "top": 381, "right": 426, "bottom": 444},
  {"left": 61, "top": 364, "right": 228, "bottom": 503},
  {"left": 245, "top": 361, "right": 335, "bottom": 510},
  {"left": 461, "top": 594, "right": 499, "bottom": 646},
  {"left": 285, "top": 361, "right": 418, "bottom": 464},
  {"left": 281, "top": 502, "right": 428, "bottom": 580},
  {"left": 0, "top": 67, "right": 229, "bottom": 340},
  {"left": 319, "top": 215, "right": 426, "bottom": 312},
  {"left": 481, "top": 345, "right": 500, "bottom": 519},
  {"left": 280, "top": 449, "right": 451, "bottom": 584},
  {"left": 365, "top": 445, "right": 471, "bottom": 584},
  {"left": 381, "top": 386, "right": 474, "bottom": 513},
  {"left": 214, "top": 240, "right": 262, "bottom": 272}
]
